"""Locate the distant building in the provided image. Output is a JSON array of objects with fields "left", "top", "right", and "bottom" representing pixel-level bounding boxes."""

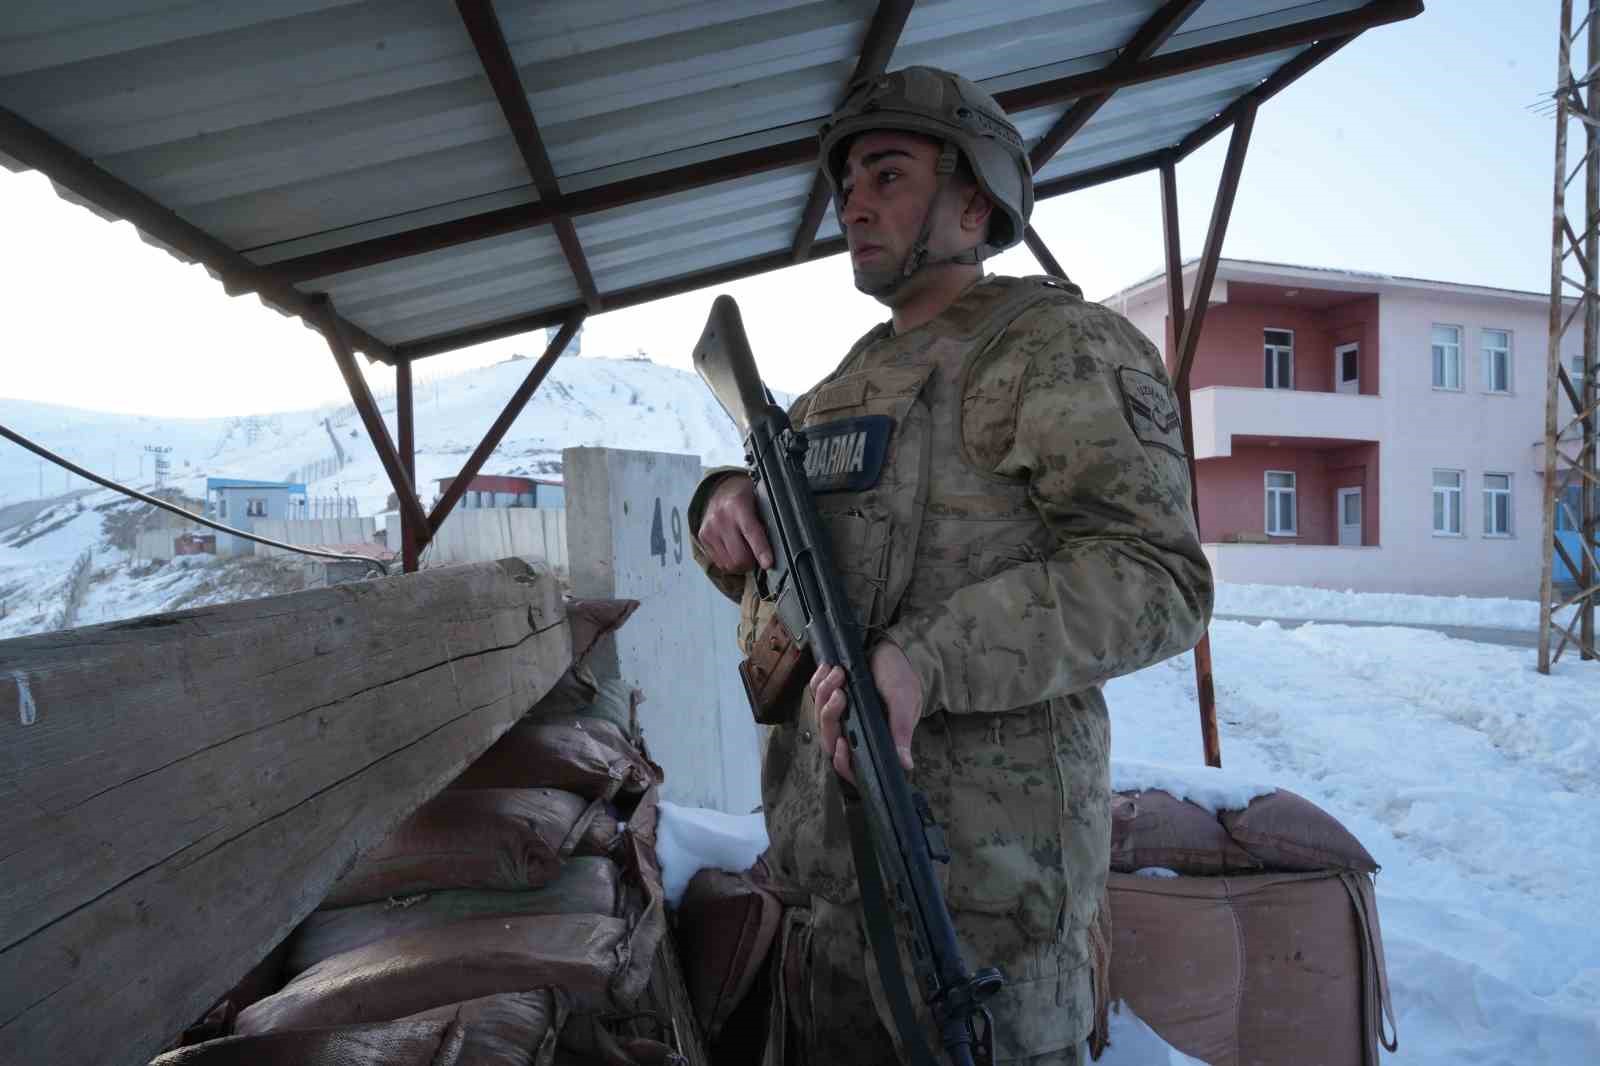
[
  {"left": 433, "top": 474, "right": 564, "bottom": 511},
  {"left": 206, "top": 477, "right": 307, "bottom": 556}
]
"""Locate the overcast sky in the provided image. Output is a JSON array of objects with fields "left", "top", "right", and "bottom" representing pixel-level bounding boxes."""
[{"left": 0, "top": 0, "right": 1562, "bottom": 418}]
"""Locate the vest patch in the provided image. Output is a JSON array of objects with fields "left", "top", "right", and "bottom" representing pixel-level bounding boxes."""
[
  {"left": 1117, "top": 366, "right": 1186, "bottom": 459},
  {"left": 801, "top": 415, "right": 892, "bottom": 492}
]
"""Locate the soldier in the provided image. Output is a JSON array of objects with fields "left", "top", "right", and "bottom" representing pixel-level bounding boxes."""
[{"left": 690, "top": 67, "right": 1212, "bottom": 1065}]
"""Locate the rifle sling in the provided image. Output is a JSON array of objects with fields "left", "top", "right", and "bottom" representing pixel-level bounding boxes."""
[{"left": 843, "top": 791, "right": 941, "bottom": 1066}]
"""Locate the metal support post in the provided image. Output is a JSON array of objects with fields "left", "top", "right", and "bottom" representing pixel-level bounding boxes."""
[{"left": 396, "top": 358, "right": 419, "bottom": 573}]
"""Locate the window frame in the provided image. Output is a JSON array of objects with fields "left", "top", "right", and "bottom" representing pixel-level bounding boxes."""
[
  {"left": 245, "top": 497, "right": 267, "bottom": 518},
  {"left": 1432, "top": 323, "right": 1463, "bottom": 391},
  {"left": 1432, "top": 468, "right": 1464, "bottom": 537},
  {"left": 1482, "top": 472, "right": 1513, "bottom": 538},
  {"left": 1263, "top": 327, "right": 1295, "bottom": 390},
  {"left": 1265, "top": 469, "right": 1298, "bottom": 537},
  {"left": 1481, "top": 329, "right": 1512, "bottom": 395}
]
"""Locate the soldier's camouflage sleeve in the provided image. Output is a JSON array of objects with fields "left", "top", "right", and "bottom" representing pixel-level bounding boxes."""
[{"left": 884, "top": 302, "right": 1214, "bottom": 715}]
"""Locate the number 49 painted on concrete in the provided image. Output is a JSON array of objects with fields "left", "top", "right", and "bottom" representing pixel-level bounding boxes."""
[{"left": 650, "top": 497, "right": 682, "bottom": 566}]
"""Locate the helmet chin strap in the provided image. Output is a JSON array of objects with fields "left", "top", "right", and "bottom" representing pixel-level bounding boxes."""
[{"left": 872, "top": 142, "right": 984, "bottom": 299}]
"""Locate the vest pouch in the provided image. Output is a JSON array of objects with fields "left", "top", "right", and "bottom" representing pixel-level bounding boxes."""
[{"left": 812, "top": 504, "right": 893, "bottom": 636}]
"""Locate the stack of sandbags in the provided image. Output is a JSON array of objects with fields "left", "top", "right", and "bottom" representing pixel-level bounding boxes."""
[
  {"left": 1100, "top": 787, "right": 1397, "bottom": 1066},
  {"left": 154, "top": 599, "right": 693, "bottom": 1066}
]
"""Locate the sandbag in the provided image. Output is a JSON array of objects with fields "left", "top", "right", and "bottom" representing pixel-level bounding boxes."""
[
  {"left": 568, "top": 599, "right": 641, "bottom": 663},
  {"left": 557, "top": 1014, "right": 685, "bottom": 1066},
  {"left": 288, "top": 858, "right": 624, "bottom": 978},
  {"left": 401, "top": 992, "right": 566, "bottom": 1066},
  {"left": 453, "top": 716, "right": 660, "bottom": 800},
  {"left": 175, "top": 938, "right": 291, "bottom": 1046},
  {"left": 1110, "top": 789, "right": 1258, "bottom": 875},
  {"left": 150, "top": 1018, "right": 465, "bottom": 1066},
  {"left": 675, "top": 868, "right": 782, "bottom": 1041},
  {"left": 1108, "top": 869, "right": 1394, "bottom": 1066},
  {"left": 1221, "top": 789, "right": 1379, "bottom": 873},
  {"left": 236, "top": 914, "right": 632, "bottom": 1034},
  {"left": 324, "top": 788, "right": 619, "bottom": 907}
]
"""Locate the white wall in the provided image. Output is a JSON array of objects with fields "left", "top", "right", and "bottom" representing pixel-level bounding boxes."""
[
  {"left": 254, "top": 517, "right": 376, "bottom": 557},
  {"left": 387, "top": 508, "right": 569, "bottom": 570},
  {"left": 563, "top": 447, "right": 760, "bottom": 814}
]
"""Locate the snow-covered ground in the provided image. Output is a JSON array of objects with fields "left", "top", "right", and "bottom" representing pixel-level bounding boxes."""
[{"left": 1216, "top": 582, "right": 1577, "bottom": 632}]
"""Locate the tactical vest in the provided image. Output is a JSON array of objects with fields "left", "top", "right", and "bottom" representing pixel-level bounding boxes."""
[{"left": 752, "top": 277, "right": 1111, "bottom": 956}]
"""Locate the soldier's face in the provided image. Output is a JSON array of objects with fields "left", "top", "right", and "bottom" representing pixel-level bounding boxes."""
[{"left": 839, "top": 131, "right": 948, "bottom": 298}]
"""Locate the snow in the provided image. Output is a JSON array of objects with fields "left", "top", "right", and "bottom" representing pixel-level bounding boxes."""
[
  {"left": 655, "top": 800, "right": 770, "bottom": 907},
  {"left": 1216, "top": 581, "right": 1572, "bottom": 632},
  {"left": 1110, "top": 758, "right": 1276, "bottom": 814}
]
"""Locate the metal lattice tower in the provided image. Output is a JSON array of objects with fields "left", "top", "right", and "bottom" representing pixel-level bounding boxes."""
[{"left": 1539, "top": 0, "right": 1600, "bottom": 670}]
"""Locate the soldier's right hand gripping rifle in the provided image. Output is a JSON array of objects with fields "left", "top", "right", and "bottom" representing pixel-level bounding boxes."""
[{"left": 693, "top": 295, "right": 1003, "bottom": 1066}]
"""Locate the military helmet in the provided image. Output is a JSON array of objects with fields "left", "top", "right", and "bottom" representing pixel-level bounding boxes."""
[{"left": 818, "top": 65, "right": 1033, "bottom": 256}]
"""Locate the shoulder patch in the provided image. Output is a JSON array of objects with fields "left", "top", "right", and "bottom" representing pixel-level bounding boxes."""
[
  {"left": 1116, "top": 366, "right": 1186, "bottom": 459},
  {"left": 801, "top": 415, "right": 892, "bottom": 492}
]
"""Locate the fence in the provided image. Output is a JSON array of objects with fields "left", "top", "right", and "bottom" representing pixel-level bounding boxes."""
[
  {"left": 388, "top": 507, "right": 568, "bottom": 570},
  {"left": 304, "top": 496, "right": 360, "bottom": 519},
  {"left": 285, "top": 456, "right": 345, "bottom": 485},
  {"left": 254, "top": 518, "right": 378, "bottom": 557},
  {"left": 48, "top": 550, "right": 93, "bottom": 630}
]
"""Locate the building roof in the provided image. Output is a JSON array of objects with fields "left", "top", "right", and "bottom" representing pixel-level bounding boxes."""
[
  {"left": 205, "top": 477, "right": 308, "bottom": 494},
  {"left": 1, "top": 1, "right": 1422, "bottom": 364},
  {"left": 1100, "top": 256, "right": 1560, "bottom": 309}
]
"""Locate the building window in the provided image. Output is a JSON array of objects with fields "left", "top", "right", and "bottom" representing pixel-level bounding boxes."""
[
  {"left": 1432, "top": 325, "right": 1462, "bottom": 390},
  {"left": 1482, "top": 330, "right": 1511, "bottom": 393},
  {"left": 245, "top": 498, "right": 267, "bottom": 517},
  {"left": 1556, "top": 485, "right": 1581, "bottom": 531},
  {"left": 1483, "top": 474, "right": 1512, "bottom": 536},
  {"left": 1433, "top": 469, "right": 1463, "bottom": 535},
  {"left": 1264, "top": 329, "right": 1294, "bottom": 389},
  {"left": 1265, "top": 471, "right": 1297, "bottom": 536}
]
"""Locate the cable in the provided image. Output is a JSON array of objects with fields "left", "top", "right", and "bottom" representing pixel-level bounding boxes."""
[{"left": 0, "top": 421, "right": 390, "bottom": 576}]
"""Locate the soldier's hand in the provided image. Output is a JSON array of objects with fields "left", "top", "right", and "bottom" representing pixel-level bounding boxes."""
[
  {"left": 811, "top": 643, "right": 921, "bottom": 785},
  {"left": 696, "top": 474, "right": 774, "bottom": 574}
]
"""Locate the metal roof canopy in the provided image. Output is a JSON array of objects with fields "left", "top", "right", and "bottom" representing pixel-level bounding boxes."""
[{"left": 0, "top": 0, "right": 1424, "bottom": 768}]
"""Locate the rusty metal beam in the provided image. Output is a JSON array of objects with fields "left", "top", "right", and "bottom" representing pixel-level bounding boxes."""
[
  {"left": 315, "top": 297, "right": 431, "bottom": 540},
  {"left": 1176, "top": 102, "right": 1257, "bottom": 383},
  {"left": 791, "top": 0, "right": 913, "bottom": 263},
  {"left": 427, "top": 313, "right": 584, "bottom": 534},
  {"left": 396, "top": 358, "right": 420, "bottom": 573},
  {"left": 1023, "top": 226, "right": 1067, "bottom": 279},
  {"left": 1029, "top": 0, "right": 1205, "bottom": 172},
  {"left": 1160, "top": 156, "right": 1187, "bottom": 379},
  {"left": 268, "top": 0, "right": 1421, "bottom": 288},
  {"left": 0, "top": 105, "right": 394, "bottom": 363},
  {"left": 456, "top": 0, "right": 600, "bottom": 310}
]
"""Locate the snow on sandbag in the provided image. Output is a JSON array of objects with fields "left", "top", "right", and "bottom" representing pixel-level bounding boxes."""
[
  {"left": 235, "top": 915, "right": 632, "bottom": 1034},
  {"left": 149, "top": 1017, "right": 466, "bottom": 1066},
  {"left": 655, "top": 802, "right": 769, "bottom": 907},
  {"left": 453, "top": 715, "right": 660, "bottom": 800},
  {"left": 674, "top": 868, "right": 781, "bottom": 1043},
  {"left": 287, "top": 858, "right": 624, "bottom": 979},
  {"left": 1107, "top": 868, "right": 1394, "bottom": 1066},
  {"left": 323, "top": 788, "right": 619, "bottom": 907},
  {"left": 1221, "top": 789, "right": 1379, "bottom": 873},
  {"left": 399, "top": 991, "right": 566, "bottom": 1066},
  {"left": 1110, "top": 790, "right": 1259, "bottom": 876}
]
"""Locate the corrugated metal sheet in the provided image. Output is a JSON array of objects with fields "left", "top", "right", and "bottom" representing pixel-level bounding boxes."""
[{"left": 0, "top": 0, "right": 1412, "bottom": 358}]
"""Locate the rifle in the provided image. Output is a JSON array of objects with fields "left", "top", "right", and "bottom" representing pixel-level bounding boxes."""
[{"left": 693, "top": 295, "right": 1003, "bottom": 1066}]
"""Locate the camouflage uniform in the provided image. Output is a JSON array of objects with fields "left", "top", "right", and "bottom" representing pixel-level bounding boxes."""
[{"left": 690, "top": 273, "right": 1213, "bottom": 1063}]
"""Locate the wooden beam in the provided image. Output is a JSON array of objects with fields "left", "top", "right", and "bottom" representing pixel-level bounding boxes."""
[
  {"left": 269, "top": 0, "right": 1422, "bottom": 287},
  {"left": 790, "top": 0, "right": 913, "bottom": 263},
  {"left": 456, "top": 0, "right": 600, "bottom": 310},
  {"left": 1028, "top": 0, "right": 1205, "bottom": 171},
  {"left": 0, "top": 559, "right": 570, "bottom": 1066},
  {"left": 1175, "top": 102, "right": 1257, "bottom": 383},
  {"left": 428, "top": 313, "right": 585, "bottom": 533},
  {"left": 396, "top": 358, "right": 420, "bottom": 573},
  {"left": 0, "top": 106, "right": 393, "bottom": 363},
  {"left": 316, "top": 297, "right": 432, "bottom": 540}
]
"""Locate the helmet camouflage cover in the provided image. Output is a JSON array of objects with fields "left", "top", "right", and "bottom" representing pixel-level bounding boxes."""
[{"left": 818, "top": 65, "right": 1033, "bottom": 257}]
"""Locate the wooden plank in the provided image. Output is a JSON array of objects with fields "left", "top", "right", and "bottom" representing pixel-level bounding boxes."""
[{"left": 0, "top": 559, "right": 570, "bottom": 1066}]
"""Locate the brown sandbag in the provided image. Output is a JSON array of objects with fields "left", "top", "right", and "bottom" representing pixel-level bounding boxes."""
[
  {"left": 401, "top": 992, "right": 566, "bottom": 1066},
  {"left": 1110, "top": 789, "right": 1259, "bottom": 875},
  {"left": 236, "top": 914, "right": 632, "bottom": 1035},
  {"left": 675, "top": 868, "right": 782, "bottom": 1041},
  {"left": 175, "top": 937, "right": 292, "bottom": 1046},
  {"left": 453, "top": 715, "right": 660, "bottom": 800},
  {"left": 557, "top": 1014, "right": 685, "bottom": 1066},
  {"left": 150, "top": 1018, "right": 465, "bottom": 1066},
  {"left": 1221, "top": 789, "right": 1379, "bottom": 873},
  {"left": 1108, "top": 869, "right": 1393, "bottom": 1066},
  {"left": 288, "top": 858, "right": 624, "bottom": 978},
  {"left": 568, "top": 599, "right": 641, "bottom": 663},
  {"left": 324, "top": 788, "right": 619, "bottom": 907}
]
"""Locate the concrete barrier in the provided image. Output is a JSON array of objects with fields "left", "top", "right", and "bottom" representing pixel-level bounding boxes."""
[
  {"left": 563, "top": 447, "right": 759, "bottom": 814},
  {"left": 135, "top": 529, "right": 181, "bottom": 562},
  {"left": 254, "top": 518, "right": 376, "bottom": 556},
  {"left": 385, "top": 508, "right": 568, "bottom": 569}
]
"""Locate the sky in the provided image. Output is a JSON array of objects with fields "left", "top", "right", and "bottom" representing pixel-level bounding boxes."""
[{"left": 0, "top": 0, "right": 1565, "bottom": 418}]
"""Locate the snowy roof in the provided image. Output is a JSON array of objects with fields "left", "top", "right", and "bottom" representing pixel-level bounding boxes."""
[
  {"left": 0, "top": 1, "right": 1422, "bottom": 364},
  {"left": 205, "top": 477, "right": 307, "bottom": 494}
]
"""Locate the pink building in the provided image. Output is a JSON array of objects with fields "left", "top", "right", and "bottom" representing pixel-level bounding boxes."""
[{"left": 1104, "top": 259, "right": 1582, "bottom": 598}]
